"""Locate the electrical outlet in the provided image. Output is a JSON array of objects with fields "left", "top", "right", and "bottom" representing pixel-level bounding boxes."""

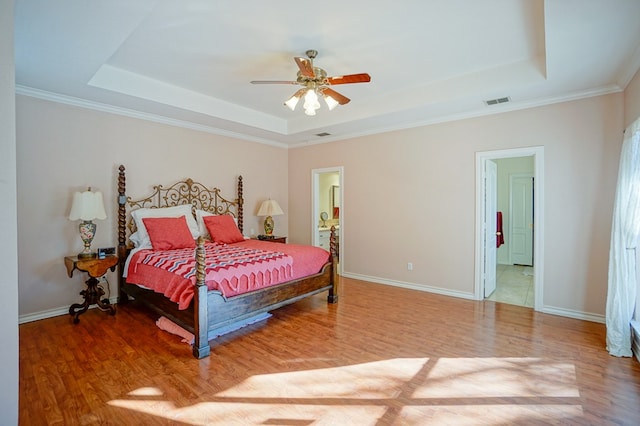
[{"left": 407, "top": 262, "right": 413, "bottom": 271}]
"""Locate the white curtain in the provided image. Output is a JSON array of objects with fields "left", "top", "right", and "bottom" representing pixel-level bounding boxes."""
[{"left": 606, "top": 117, "right": 640, "bottom": 357}]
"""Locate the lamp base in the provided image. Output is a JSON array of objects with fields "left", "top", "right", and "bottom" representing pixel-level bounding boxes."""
[
  {"left": 78, "top": 220, "right": 97, "bottom": 260},
  {"left": 263, "top": 215, "right": 274, "bottom": 235}
]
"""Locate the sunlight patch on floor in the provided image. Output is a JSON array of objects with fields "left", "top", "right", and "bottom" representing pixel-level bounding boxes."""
[
  {"left": 399, "top": 405, "right": 584, "bottom": 424},
  {"left": 415, "top": 357, "right": 579, "bottom": 398},
  {"left": 218, "top": 357, "right": 429, "bottom": 399},
  {"left": 108, "top": 400, "right": 386, "bottom": 426},
  {"left": 127, "top": 387, "right": 165, "bottom": 396},
  {"left": 108, "top": 357, "right": 583, "bottom": 425}
]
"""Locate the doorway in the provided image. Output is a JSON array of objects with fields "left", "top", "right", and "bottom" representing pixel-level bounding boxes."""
[
  {"left": 311, "top": 167, "right": 343, "bottom": 275},
  {"left": 475, "top": 147, "right": 544, "bottom": 311}
]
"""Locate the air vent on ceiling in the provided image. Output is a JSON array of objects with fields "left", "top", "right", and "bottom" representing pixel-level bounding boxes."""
[
  {"left": 315, "top": 132, "right": 332, "bottom": 137},
  {"left": 484, "top": 96, "right": 511, "bottom": 106}
]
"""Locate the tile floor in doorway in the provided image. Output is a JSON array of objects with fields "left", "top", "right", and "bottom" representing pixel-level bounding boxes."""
[{"left": 486, "top": 264, "right": 534, "bottom": 308}]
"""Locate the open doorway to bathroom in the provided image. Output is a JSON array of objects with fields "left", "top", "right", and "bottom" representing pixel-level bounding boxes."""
[
  {"left": 488, "top": 161, "right": 534, "bottom": 307},
  {"left": 476, "top": 147, "right": 544, "bottom": 311},
  {"left": 311, "top": 167, "right": 343, "bottom": 275}
]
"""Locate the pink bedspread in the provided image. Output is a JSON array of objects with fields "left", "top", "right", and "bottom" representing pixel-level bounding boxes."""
[{"left": 126, "top": 240, "right": 330, "bottom": 309}]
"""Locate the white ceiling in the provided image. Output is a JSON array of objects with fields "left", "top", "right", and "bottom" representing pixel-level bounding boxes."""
[{"left": 14, "top": 0, "right": 640, "bottom": 147}]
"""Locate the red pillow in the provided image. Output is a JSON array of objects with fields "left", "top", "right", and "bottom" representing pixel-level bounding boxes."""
[
  {"left": 203, "top": 214, "right": 244, "bottom": 244},
  {"left": 142, "top": 216, "right": 196, "bottom": 250}
]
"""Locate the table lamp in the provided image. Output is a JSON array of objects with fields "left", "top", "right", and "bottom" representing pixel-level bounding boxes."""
[
  {"left": 69, "top": 187, "right": 107, "bottom": 258},
  {"left": 257, "top": 199, "right": 283, "bottom": 235}
]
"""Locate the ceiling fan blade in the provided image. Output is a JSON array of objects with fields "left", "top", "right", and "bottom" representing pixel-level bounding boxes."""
[
  {"left": 327, "top": 73, "right": 371, "bottom": 85},
  {"left": 294, "top": 56, "right": 315, "bottom": 78},
  {"left": 320, "top": 87, "right": 350, "bottom": 105},
  {"left": 250, "top": 80, "right": 298, "bottom": 85}
]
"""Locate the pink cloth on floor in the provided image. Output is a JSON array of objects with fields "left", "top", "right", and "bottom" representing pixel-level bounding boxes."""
[{"left": 156, "top": 316, "right": 194, "bottom": 344}]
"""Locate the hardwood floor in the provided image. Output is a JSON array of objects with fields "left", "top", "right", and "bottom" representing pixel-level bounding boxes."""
[{"left": 19, "top": 277, "right": 640, "bottom": 425}]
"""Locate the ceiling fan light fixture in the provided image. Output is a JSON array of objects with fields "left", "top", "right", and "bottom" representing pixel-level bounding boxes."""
[
  {"left": 303, "top": 89, "right": 321, "bottom": 115},
  {"left": 284, "top": 94, "right": 300, "bottom": 111},
  {"left": 323, "top": 93, "right": 340, "bottom": 111},
  {"left": 256, "top": 50, "right": 370, "bottom": 116}
]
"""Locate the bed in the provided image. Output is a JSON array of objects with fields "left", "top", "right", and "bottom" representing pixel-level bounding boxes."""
[{"left": 116, "top": 165, "right": 338, "bottom": 358}]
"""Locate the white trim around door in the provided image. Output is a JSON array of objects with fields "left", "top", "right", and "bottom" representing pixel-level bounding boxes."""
[{"left": 475, "top": 146, "right": 544, "bottom": 312}]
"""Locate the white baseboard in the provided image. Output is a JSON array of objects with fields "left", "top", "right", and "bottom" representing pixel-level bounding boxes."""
[
  {"left": 540, "top": 305, "right": 605, "bottom": 323},
  {"left": 340, "top": 272, "right": 477, "bottom": 300},
  {"left": 19, "top": 295, "right": 119, "bottom": 324}
]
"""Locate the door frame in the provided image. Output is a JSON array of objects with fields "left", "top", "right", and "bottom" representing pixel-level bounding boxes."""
[
  {"left": 311, "top": 166, "right": 344, "bottom": 275},
  {"left": 484, "top": 159, "right": 498, "bottom": 298},
  {"left": 475, "top": 147, "right": 544, "bottom": 311}
]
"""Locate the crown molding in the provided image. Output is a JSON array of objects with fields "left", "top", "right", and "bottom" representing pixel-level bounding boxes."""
[
  {"left": 15, "top": 85, "right": 288, "bottom": 149},
  {"left": 291, "top": 84, "right": 623, "bottom": 149},
  {"left": 17, "top": 84, "right": 623, "bottom": 151}
]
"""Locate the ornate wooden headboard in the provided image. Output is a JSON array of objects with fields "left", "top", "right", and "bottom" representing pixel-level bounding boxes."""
[{"left": 116, "top": 165, "right": 244, "bottom": 250}]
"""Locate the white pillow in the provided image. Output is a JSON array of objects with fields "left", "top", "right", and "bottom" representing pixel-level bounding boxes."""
[
  {"left": 195, "top": 209, "right": 238, "bottom": 239},
  {"left": 131, "top": 205, "right": 199, "bottom": 249},
  {"left": 195, "top": 209, "right": 214, "bottom": 239}
]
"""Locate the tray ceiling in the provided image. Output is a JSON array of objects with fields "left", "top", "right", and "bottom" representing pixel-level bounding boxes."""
[{"left": 14, "top": 0, "right": 640, "bottom": 147}]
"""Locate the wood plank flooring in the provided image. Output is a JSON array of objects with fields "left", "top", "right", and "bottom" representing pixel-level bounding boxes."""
[{"left": 19, "top": 277, "right": 640, "bottom": 425}]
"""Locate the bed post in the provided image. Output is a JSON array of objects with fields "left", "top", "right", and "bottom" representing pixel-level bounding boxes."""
[
  {"left": 193, "top": 236, "right": 211, "bottom": 359},
  {"left": 328, "top": 225, "right": 339, "bottom": 303},
  {"left": 117, "top": 165, "right": 129, "bottom": 304},
  {"left": 237, "top": 175, "right": 244, "bottom": 234}
]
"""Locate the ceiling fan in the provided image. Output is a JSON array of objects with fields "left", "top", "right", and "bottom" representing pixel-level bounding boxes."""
[{"left": 250, "top": 50, "right": 371, "bottom": 116}]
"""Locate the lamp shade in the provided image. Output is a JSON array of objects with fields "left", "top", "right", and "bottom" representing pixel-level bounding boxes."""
[
  {"left": 69, "top": 189, "right": 107, "bottom": 221},
  {"left": 257, "top": 199, "right": 284, "bottom": 217}
]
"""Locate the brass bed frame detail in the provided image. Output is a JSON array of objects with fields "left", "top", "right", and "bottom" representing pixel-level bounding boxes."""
[{"left": 116, "top": 165, "right": 338, "bottom": 359}]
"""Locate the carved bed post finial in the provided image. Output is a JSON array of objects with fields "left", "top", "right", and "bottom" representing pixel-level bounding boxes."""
[{"left": 237, "top": 176, "right": 244, "bottom": 234}]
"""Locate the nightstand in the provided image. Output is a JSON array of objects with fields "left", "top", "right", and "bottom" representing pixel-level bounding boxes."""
[
  {"left": 64, "top": 255, "right": 118, "bottom": 323},
  {"left": 253, "top": 235, "right": 287, "bottom": 244}
]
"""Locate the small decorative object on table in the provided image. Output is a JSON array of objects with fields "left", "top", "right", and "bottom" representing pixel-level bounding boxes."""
[
  {"left": 97, "top": 247, "right": 116, "bottom": 259},
  {"left": 64, "top": 255, "right": 118, "bottom": 323},
  {"left": 320, "top": 211, "right": 328, "bottom": 227}
]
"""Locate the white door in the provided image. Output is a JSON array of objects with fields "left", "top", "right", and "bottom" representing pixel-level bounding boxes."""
[
  {"left": 484, "top": 160, "right": 498, "bottom": 297},
  {"left": 510, "top": 175, "right": 534, "bottom": 266}
]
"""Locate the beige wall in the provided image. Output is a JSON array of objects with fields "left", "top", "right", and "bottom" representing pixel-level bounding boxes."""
[
  {"left": 15, "top": 71, "right": 640, "bottom": 323},
  {"left": 289, "top": 94, "right": 624, "bottom": 317},
  {"left": 1, "top": 0, "right": 19, "bottom": 422},
  {"left": 624, "top": 68, "right": 640, "bottom": 127},
  {"left": 16, "top": 95, "right": 288, "bottom": 316}
]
